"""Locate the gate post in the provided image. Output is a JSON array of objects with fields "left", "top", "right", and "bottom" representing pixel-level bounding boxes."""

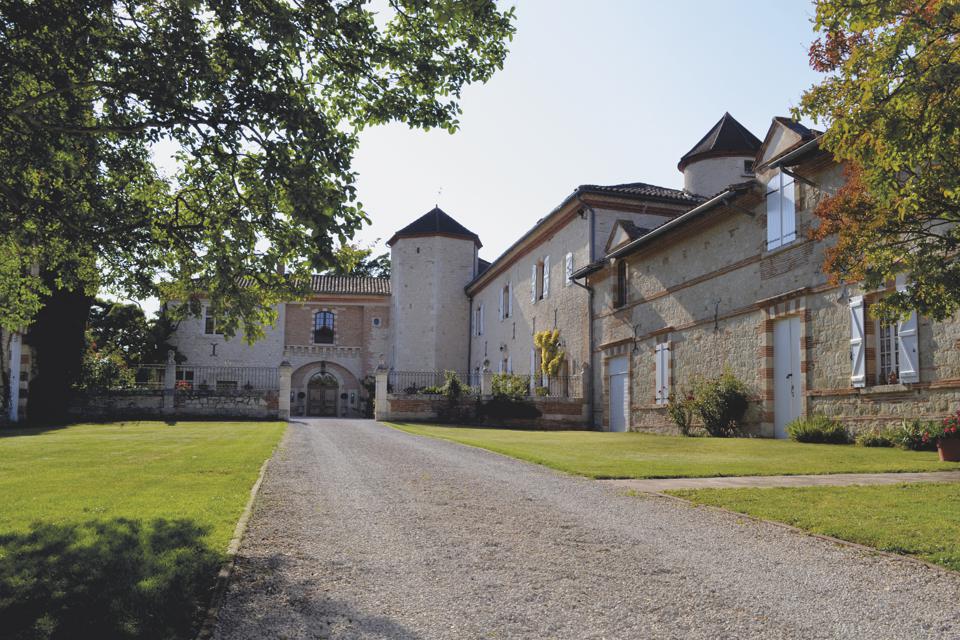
[
  {"left": 481, "top": 365, "right": 493, "bottom": 397},
  {"left": 162, "top": 350, "right": 177, "bottom": 415},
  {"left": 278, "top": 360, "right": 292, "bottom": 420},
  {"left": 374, "top": 362, "right": 389, "bottom": 421}
]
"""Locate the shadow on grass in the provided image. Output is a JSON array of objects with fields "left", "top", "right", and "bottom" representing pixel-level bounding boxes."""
[{"left": 0, "top": 518, "right": 223, "bottom": 640}]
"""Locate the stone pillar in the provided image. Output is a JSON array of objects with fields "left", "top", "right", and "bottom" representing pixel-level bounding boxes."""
[
  {"left": 162, "top": 349, "right": 177, "bottom": 415},
  {"left": 278, "top": 360, "right": 292, "bottom": 420},
  {"left": 481, "top": 366, "right": 493, "bottom": 397},
  {"left": 374, "top": 368, "right": 389, "bottom": 421}
]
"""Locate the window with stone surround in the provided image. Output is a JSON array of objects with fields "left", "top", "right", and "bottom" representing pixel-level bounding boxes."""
[
  {"left": 614, "top": 260, "right": 627, "bottom": 308},
  {"left": 313, "top": 311, "right": 335, "bottom": 344}
]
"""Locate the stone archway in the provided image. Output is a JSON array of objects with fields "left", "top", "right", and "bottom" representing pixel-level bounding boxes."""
[{"left": 306, "top": 370, "right": 339, "bottom": 417}]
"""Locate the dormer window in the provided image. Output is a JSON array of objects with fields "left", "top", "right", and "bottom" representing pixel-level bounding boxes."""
[
  {"left": 313, "top": 311, "right": 335, "bottom": 344},
  {"left": 766, "top": 171, "right": 796, "bottom": 251},
  {"left": 743, "top": 159, "right": 755, "bottom": 176}
]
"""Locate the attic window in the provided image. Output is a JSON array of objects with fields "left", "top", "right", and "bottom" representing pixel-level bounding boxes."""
[{"left": 743, "top": 159, "right": 755, "bottom": 175}]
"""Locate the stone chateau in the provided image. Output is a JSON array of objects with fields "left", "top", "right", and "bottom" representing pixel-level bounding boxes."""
[{"left": 6, "top": 113, "right": 960, "bottom": 434}]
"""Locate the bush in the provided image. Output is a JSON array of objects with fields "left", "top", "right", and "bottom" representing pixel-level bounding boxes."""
[
  {"left": 491, "top": 373, "right": 530, "bottom": 400},
  {"left": 667, "top": 391, "right": 698, "bottom": 436},
  {"left": 893, "top": 419, "right": 939, "bottom": 451},
  {"left": 690, "top": 372, "right": 750, "bottom": 437},
  {"left": 856, "top": 428, "right": 897, "bottom": 447},
  {"left": 786, "top": 415, "right": 853, "bottom": 444}
]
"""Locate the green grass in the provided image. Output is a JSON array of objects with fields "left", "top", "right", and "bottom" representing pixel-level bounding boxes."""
[
  {"left": 668, "top": 483, "right": 960, "bottom": 571},
  {"left": 0, "top": 420, "right": 285, "bottom": 639},
  {"left": 387, "top": 422, "right": 960, "bottom": 479}
]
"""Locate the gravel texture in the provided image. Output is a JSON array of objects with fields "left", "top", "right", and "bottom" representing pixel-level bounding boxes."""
[{"left": 213, "top": 420, "right": 960, "bottom": 640}]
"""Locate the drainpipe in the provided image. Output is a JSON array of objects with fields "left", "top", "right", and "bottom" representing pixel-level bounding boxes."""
[{"left": 575, "top": 195, "right": 597, "bottom": 429}]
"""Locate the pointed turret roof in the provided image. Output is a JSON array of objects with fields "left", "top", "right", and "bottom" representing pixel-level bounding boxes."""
[
  {"left": 387, "top": 207, "right": 481, "bottom": 247},
  {"left": 677, "top": 112, "right": 762, "bottom": 171}
]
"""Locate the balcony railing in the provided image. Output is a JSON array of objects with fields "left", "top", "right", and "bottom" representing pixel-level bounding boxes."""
[{"left": 283, "top": 344, "right": 361, "bottom": 358}]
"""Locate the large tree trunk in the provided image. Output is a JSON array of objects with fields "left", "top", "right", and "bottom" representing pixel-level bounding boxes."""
[{"left": 26, "top": 277, "right": 92, "bottom": 424}]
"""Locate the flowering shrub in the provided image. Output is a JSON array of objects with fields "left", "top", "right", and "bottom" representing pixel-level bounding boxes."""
[
  {"left": 894, "top": 419, "right": 938, "bottom": 451},
  {"left": 920, "top": 410, "right": 960, "bottom": 446}
]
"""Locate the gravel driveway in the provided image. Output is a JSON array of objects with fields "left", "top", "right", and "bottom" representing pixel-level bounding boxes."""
[{"left": 213, "top": 420, "right": 960, "bottom": 639}]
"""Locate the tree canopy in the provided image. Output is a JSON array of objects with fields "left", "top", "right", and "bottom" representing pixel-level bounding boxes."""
[
  {"left": 800, "top": 0, "right": 960, "bottom": 320},
  {"left": 0, "top": 0, "right": 514, "bottom": 336}
]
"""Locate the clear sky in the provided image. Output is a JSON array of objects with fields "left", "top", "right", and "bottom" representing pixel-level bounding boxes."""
[{"left": 351, "top": 0, "right": 823, "bottom": 263}]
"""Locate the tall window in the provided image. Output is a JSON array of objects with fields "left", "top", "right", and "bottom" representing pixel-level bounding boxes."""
[
  {"left": 615, "top": 260, "right": 627, "bottom": 308},
  {"left": 877, "top": 320, "right": 900, "bottom": 384},
  {"left": 204, "top": 307, "right": 222, "bottom": 335},
  {"left": 501, "top": 284, "right": 511, "bottom": 319},
  {"left": 766, "top": 171, "right": 796, "bottom": 251},
  {"left": 313, "top": 311, "right": 335, "bottom": 344}
]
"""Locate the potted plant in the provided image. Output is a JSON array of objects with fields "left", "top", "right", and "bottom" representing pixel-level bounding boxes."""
[{"left": 923, "top": 410, "right": 960, "bottom": 462}]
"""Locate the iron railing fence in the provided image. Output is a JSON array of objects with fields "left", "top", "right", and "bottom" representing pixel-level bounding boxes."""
[
  {"left": 495, "top": 373, "right": 583, "bottom": 399},
  {"left": 388, "top": 371, "right": 480, "bottom": 396},
  {"left": 387, "top": 371, "right": 583, "bottom": 399},
  {"left": 175, "top": 365, "right": 279, "bottom": 391}
]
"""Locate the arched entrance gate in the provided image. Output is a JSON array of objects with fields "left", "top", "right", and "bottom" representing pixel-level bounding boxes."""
[{"left": 307, "top": 371, "right": 339, "bottom": 417}]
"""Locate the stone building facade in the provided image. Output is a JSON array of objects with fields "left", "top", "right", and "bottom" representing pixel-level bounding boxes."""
[
  {"left": 578, "top": 115, "right": 960, "bottom": 436},
  {"left": 161, "top": 111, "right": 960, "bottom": 435}
]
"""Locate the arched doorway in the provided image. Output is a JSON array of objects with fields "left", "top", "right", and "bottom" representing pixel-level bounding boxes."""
[{"left": 307, "top": 371, "right": 339, "bottom": 417}]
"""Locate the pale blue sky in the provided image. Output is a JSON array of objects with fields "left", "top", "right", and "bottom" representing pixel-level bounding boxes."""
[{"left": 352, "top": 0, "right": 823, "bottom": 262}]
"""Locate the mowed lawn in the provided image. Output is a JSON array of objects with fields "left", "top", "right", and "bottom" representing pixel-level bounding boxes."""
[
  {"left": 387, "top": 423, "right": 960, "bottom": 478},
  {"left": 0, "top": 421, "right": 285, "bottom": 640},
  {"left": 669, "top": 483, "right": 960, "bottom": 571}
]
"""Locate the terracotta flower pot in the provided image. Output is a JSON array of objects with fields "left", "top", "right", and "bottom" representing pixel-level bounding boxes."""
[{"left": 937, "top": 437, "right": 960, "bottom": 462}]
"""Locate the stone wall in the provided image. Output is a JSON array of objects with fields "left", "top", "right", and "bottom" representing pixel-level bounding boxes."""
[
  {"left": 380, "top": 393, "right": 589, "bottom": 430},
  {"left": 68, "top": 389, "right": 280, "bottom": 420}
]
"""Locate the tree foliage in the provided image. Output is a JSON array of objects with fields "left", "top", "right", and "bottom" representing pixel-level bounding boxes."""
[
  {"left": 327, "top": 242, "right": 390, "bottom": 278},
  {"left": 799, "top": 0, "right": 960, "bottom": 320},
  {"left": 0, "top": 0, "right": 514, "bottom": 336}
]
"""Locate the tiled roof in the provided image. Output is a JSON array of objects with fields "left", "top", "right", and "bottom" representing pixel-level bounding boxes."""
[
  {"left": 387, "top": 206, "right": 481, "bottom": 247},
  {"left": 576, "top": 181, "right": 702, "bottom": 203},
  {"left": 618, "top": 220, "right": 651, "bottom": 241},
  {"left": 678, "top": 112, "right": 762, "bottom": 170},
  {"left": 309, "top": 275, "right": 390, "bottom": 296}
]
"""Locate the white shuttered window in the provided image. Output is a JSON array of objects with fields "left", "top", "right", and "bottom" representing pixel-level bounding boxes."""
[
  {"left": 543, "top": 256, "right": 550, "bottom": 298},
  {"left": 654, "top": 342, "right": 671, "bottom": 405},
  {"left": 849, "top": 296, "right": 866, "bottom": 388},
  {"left": 896, "top": 278, "right": 920, "bottom": 383},
  {"left": 766, "top": 171, "right": 796, "bottom": 251},
  {"left": 565, "top": 252, "right": 574, "bottom": 286}
]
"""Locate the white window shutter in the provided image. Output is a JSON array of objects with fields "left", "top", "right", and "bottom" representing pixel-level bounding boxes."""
[
  {"left": 507, "top": 355, "right": 512, "bottom": 374},
  {"left": 543, "top": 256, "right": 550, "bottom": 298},
  {"left": 662, "top": 342, "right": 671, "bottom": 403},
  {"left": 508, "top": 282, "right": 513, "bottom": 317},
  {"left": 479, "top": 303, "right": 484, "bottom": 336},
  {"left": 896, "top": 279, "right": 920, "bottom": 383},
  {"left": 498, "top": 359, "right": 503, "bottom": 373},
  {"left": 498, "top": 290, "right": 503, "bottom": 321},
  {"left": 766, "top": 176, "right": 781, "bottom": 250},
  {"left": 531, "top": 264, "right": 537, "bottom": 302},
  {"left": 849, "top": 296, "right": 866, "bottom": 388},
  {"left": 565, "top": 252, "right": 573, "bottom": 286},
  {"left": 781, "top": 174, "right": 796, "bottom": 244},
  {"left": 654, "top": 344, "right": 664, "bottom": 404}
]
